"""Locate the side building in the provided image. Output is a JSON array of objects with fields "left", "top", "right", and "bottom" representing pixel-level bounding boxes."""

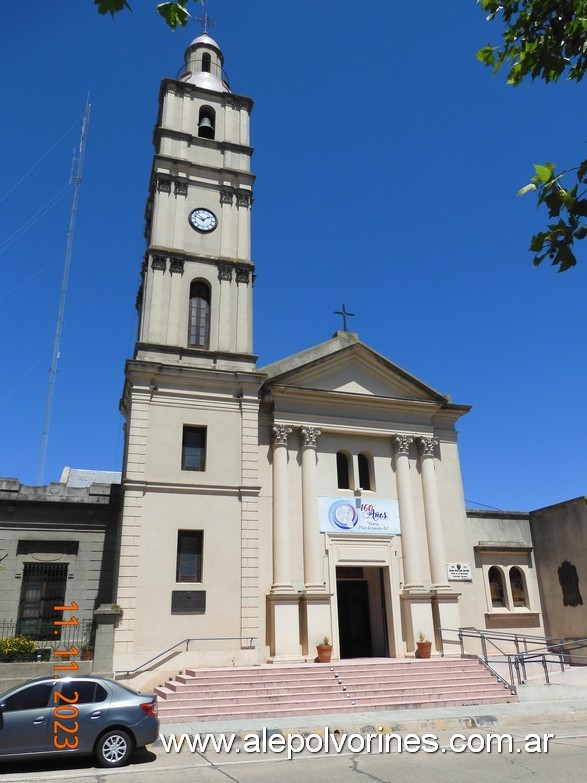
[{"left": 0, "top": 471, "right": 120, "bottom": 657}]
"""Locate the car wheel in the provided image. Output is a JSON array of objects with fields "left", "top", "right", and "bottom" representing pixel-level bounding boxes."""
[{"left": 95, "top": 729, "right": 133, "bottom": 767}]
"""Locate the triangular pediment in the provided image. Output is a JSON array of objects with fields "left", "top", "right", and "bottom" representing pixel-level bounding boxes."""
[{"left": 260, "top": 333, "right": 448, "bottom": 403}]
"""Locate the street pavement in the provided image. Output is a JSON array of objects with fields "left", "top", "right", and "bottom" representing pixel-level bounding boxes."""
[{"left": 2, "top": 699, "right": 587, "bottom": 782}]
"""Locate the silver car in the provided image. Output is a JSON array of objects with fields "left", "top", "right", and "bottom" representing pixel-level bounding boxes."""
[{"left": 0, "top": 675, "right": 159, "bottom": 767}]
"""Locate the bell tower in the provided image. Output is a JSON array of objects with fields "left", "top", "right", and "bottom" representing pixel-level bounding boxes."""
[
  {"left": 112, "top": 33, "right": 265, "bottom": 674},
  {"left": 139, "top": 33, "right": 255, "bottom": 367}
]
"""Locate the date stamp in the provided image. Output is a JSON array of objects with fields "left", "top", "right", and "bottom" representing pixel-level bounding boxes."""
[{"left": 52, "top": 601, "right": 80, "bottom": 750}]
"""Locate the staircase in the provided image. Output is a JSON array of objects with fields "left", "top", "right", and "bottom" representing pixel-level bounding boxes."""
[{"left": 155, "top": 658, "right": 516, "bottom": 722}]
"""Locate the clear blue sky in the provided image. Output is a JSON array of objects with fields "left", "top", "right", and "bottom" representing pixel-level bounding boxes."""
[{"left": 0, "top": 1, "right": 585, "bottom": 511}]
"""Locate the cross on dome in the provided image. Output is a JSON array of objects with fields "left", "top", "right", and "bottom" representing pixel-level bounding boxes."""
[{"left": 196, "top": 0, "right": 216, "bottom": 34}]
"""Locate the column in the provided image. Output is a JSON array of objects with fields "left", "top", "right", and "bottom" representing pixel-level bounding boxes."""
[
  {"left": 392, "top": 435, "right": 423, "bottom": 591},
  {"left": 299, "top": 426, "right": 332, "bottom": 660},
  {"left": 299, "top": 426, "right": 323, "bottom": 590},
  {"left": 268, "top": 424, "right": 302, "bottom": 660},
  {"left": 417, "top": 437, "right": 450, "bottom": 591},
  {"left": 270, "top": 425, "right": 293, "bottom": 591}
]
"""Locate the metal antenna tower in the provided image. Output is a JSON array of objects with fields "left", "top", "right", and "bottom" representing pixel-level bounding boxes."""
[{"left": 38, "top": 99, "right": 91, "bottom": 485}]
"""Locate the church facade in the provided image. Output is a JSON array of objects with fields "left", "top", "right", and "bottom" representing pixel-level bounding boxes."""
[{"left": 109, "top": 33, "right": 547, "bottom": 684}]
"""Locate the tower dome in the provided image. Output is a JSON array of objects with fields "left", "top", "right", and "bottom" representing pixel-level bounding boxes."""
[{"left": 180, "top": 33, "right": 230, "bottom": 92}]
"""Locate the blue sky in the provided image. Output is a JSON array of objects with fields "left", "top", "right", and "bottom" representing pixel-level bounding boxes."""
[{"left": 0, "top": 1, "right": 585, "bottom": 511}]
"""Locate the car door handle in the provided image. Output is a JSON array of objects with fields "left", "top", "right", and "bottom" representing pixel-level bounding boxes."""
[
  {"left": 33, "top": 717, "right": 45, "bottom": 724},
  {"left": 90, "top": 711, "right": 102, "bottom": 719}
]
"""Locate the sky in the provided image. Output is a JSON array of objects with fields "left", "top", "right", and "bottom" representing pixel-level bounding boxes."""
[{"left": 0, "top": 1, "right": 585, "bottom": 511}]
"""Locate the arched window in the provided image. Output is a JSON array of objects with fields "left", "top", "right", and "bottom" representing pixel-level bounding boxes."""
[
  {"left": 336, "top": 452, "right": 350, "bottom": 490},
  {"left": 188, "top": 281, "right": 210, "bottom": 349},
  {"left": 202, "top": 52, "right": 211, "bottom": 73},
  {"left": 198, "top": 105, "right": 215, "bottom": 140},
  {"left": 488, "top": 566, "right": 506, "bottom": 608},
  {"left": 357, "top": 453, "right": 371, "bottom": 491},
  {"left": 509, "top": 567, "right": 528, "bottom": 608}
]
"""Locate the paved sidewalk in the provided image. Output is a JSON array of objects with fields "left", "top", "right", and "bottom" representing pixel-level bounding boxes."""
[{"left": 155, "top": 697, "right": 587, "bottom": 743}]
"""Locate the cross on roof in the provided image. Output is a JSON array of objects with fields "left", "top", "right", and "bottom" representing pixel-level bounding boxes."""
[
  {"left": 335, "top": 304, "right": 355, "bottom": 332},
  {"left": 196, "top": 0, "right": 216, "bottom": 34}
]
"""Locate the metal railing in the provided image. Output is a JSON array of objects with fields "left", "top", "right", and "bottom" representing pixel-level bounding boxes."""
[
  {"left": 116, "top": 636, "right": 257, "bottom": 677},
  {"left": 440, "top": 626, "right": 587, "bottom": 691},
  {"left": 0, "top": 618, "right": 94, "bottom": 661},
  {"left": 176, "top": 62, "right": 230, "bottom": 89}
]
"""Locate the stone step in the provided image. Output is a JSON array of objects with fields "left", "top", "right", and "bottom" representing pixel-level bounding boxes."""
[
  {"left": 180, "top": 659, "right": 482, "bottom": 681},
  {"left": 155, "top": 677, "right": 501, "bottom": 701},
  {"left": 157, "top": 686, "right": 508, "bottom": 713},
  {"left": 163, "top": 670, "right": 494, "bottom": 694},
  {"left": 155, "top": 658, "right": 516, "bottom": 722},
  {"left": 158, "top": 693, "right": 516, "bottom": 722}
]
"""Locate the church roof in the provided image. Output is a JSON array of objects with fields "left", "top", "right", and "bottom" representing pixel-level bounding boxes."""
[{"left": 260, "top": 331, "right": 460, "bottom": 407}]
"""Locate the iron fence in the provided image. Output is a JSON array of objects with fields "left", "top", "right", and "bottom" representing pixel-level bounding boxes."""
[{"left": 0, "top": 618, "right": 94, "bottom": 662}]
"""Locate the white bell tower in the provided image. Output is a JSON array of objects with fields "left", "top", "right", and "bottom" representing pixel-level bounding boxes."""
[
  {"left": 113, "top": 33, "right": 265, "bottom": 674},
  {"left": 138, "top": 33, "right": 256, "bottom": 368}
]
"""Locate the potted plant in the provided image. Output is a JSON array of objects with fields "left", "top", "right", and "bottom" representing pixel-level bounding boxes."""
[
  {"left": 416, "top": 631, "right": 432, "bottom": 659},
  {"left": 316, "top": 636, "right": 333, "bottom": 663},
  {"left": 81, "top": 645, "right": 94, "bottom": 661}
]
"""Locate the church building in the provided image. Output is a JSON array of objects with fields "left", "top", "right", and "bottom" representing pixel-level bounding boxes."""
[{"left": 109, "top": 32, "right": 546, "bottom": 683}]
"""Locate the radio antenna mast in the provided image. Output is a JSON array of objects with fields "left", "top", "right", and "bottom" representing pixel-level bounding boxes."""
[{"left": 38, "top": 99, "right": 91, "bottom": 485}]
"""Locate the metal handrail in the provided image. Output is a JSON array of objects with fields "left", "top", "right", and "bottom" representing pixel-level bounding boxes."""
[
  {"left": 440, "top": 626, "right": 587, "bottom": 689},
  {"left": 474, "top": 654, "right": 515, "bottom": 693},
  {"left": 116, "top": 635, "right": 257, "bottom": 676}
]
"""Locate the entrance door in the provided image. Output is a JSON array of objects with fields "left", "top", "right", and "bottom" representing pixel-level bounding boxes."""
[{"left": 337, "top": 580, "right": 372, "bottom": 658}]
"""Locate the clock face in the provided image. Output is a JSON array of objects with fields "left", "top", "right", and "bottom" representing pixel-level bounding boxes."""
[{"left": 189, "top": 208, "right": 218, "bottom": 233}]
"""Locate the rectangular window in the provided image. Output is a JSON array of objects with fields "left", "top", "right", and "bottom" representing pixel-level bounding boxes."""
[
  {"left": 17, "top": 563, "right": 68, "bottom": 640},
  {"left": 176, "top": 530, "right": 203, "bottom": 582},
  {"left": 182, "top": 426, "right": 206, "bottom": 471}
]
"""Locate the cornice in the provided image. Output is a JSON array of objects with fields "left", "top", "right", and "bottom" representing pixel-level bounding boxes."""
[
  {"left": 146, "top": 247, "right": 255, "bottom": 270},
  {"left": 267, "top": 384, "right": 469, "bottom": 417},
  {"left": 125, "top": 356, "right": 267, "bottom": 386},
  {"left": 160, "top": 77, "right": 254, "bottom": 111}
]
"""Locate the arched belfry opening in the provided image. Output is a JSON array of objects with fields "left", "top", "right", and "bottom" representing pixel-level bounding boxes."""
[
  {"left": 188, "top": 280, "right": 211, "bottom": 349},
  {"left": 198, "top": 106, "right": 216, "bottom": 139}
]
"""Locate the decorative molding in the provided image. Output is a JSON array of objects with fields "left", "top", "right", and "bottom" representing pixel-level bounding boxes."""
[
  {"left": 271, "top": 425, "right": 292, "bottom": 447},
  {"left": 236, "top": 190, "right": 253, "bottom": 208},
  {"left": 151, "top": 254, "right": 167, "bottom": 271},
  {"left": 167, "top": 82, "right": 189, "bottom": 98},
  {"left": 220, "top": 188, "right": 234, "bottom": 205},
  {"left": 135, "top": 285, "right": 143, "bottom": 313},
  {"left": 235, "top": 268, "right": 250, "bottom": 284},
  {"left": 156, "top": 177, "right": 172, "bottom": 193},
  {"left": 174, "top": 180, "right": 188, "bottom": 196},
  {"left": 169, "top": 257, "right": 185, "bottom": 274},
  {"left": 218, "top": 264, "right": 233, "bottom": 282},
  {"left": 417, "top": 437, "right": 439, "bottom": 458},
  {"left": 299, "top": 426, "right": 321, "bottom": 448},
  {"left": 393, "top": 434, "right": 413, "bottom": 456}
]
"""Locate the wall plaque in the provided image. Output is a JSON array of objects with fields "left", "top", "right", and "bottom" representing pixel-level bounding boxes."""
[
  {"left": 447, "top": 563, "right": 472, "bottom": 581},
  {"left": 171, "top": 590, "right": 206, "bottom": 614}
]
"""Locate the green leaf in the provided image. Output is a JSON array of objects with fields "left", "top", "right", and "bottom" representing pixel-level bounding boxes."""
[
  {"left": 577, "top": 160, "right": 587, "bottom": 182},
  {"left": 94, "top": 0, "right": 131, "bottom": 16},
  {"left": 533, "top": 162, "right": 556, "bottom": 184},
  {"left": 157, "top": 2, "right": 190, "bottom": 29},
  {"left": 476, "top": 45, "right": 496, "bottom": 66},
  {"left": 517, "top": 183, "right": 537, "bottom": 196}
]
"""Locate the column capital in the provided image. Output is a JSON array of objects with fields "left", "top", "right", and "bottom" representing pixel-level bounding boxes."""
[
  {"left": 417, "top": 437, "right": 439, "bottom": 458},
  {"left": 392, "top": 434, "right": 413, "bottom": 455},
  {"left": 271, "top": 424, "right": 292, "bottom": 446},
  {"left": 299, "top": 426, "right": 321, "bottom": 448}
]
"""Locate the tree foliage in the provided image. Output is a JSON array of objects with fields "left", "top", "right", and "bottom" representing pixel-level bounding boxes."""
[
  {"left": 94, "top": 0, "right": 201, "bottom": 30},
  {"left": 477, "top": 0, "right": 587, "bottom": 271}
]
